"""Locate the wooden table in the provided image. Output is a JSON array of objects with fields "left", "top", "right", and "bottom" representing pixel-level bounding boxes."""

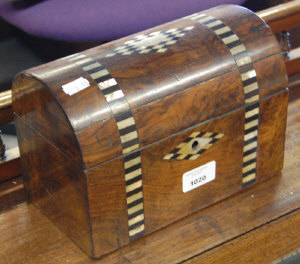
[{"left": 0, "top": 84, "right": 300, "bottom": 264}]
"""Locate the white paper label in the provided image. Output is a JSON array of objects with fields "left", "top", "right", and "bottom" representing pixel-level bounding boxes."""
[
  {"left": 182, "top": 161, "right": 216, "bottom": 193},
  {"left": 62, "top": 77, "right": 90, "bottom": 96}
]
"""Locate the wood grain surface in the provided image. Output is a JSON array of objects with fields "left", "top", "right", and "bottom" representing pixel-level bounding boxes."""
[
  {"left": 184, "top": 209, "right": 300, "bottom": 264},
  {"left": 0, "top": 84, "right": 299, "bottom": 263}
]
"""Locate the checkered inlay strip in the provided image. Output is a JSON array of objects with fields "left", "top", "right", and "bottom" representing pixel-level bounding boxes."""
[
  {"left": 64, "top": 53, "right": 145, "bottom": 241},
  {"left": 106, "top": 27, "right": 194, "bottom": 57},
  {"left": 186, "top": 13, "right": 260, "bottom": 188},
  {"left": 164, "top": 132, "right": 224, "bottom": 160}
]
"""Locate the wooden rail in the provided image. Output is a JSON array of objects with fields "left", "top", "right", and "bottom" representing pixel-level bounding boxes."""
[
  {"left": 0, "top": 90, "right": 13, "bottom": 126},
  {"left": 257, "top": 0, "right": 300, "bottom": 33},
  {"left": 286, "top": 47, "right": 300, "bottom": 76},
  {"left": 0, "top": 90, "right": 20, "bottom": 181},
  {"left": 257, "top": 0, "right": 300, "bottom": 80},
  {"left": 0, "top": 90, "right": 12, "bottom": 110}
]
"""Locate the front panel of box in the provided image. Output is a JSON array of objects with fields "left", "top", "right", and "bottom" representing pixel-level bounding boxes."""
[
  {"left": 142, "top": 107, "right": 244, "bottom": 232},
  {"left": 85, "top": 89, "right": 288, "bottom": 257},
  {"left": 86, "top": 107, "right": 245, "bottom": 256}
]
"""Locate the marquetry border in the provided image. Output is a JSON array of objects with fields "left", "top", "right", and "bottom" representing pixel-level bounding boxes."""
[
  {"left": 64, "top": 53, "right": 145, "bottom": 241},
  {"left": 186, "top": 13, "right": 260, "bottom": 188},
  {"left": 106, "top": 27, "right": 194, "bottom": 57}
]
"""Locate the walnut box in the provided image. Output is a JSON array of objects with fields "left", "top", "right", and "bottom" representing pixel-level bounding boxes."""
[{"left": 12, "top": 5, "right": 288, "bottom": 258}]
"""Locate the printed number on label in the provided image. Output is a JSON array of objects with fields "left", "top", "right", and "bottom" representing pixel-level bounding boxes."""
[{"left": 182, "top": 161, "right": 216, "bottom": 193}]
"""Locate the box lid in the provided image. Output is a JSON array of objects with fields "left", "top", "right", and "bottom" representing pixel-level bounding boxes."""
[{"left": 12, "top": 5, "right": 287, "bottom": 169}]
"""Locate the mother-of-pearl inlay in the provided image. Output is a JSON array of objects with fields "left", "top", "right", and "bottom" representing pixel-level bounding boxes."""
[{"left": 106, "top": 27, "right": 194, "bottom": 57}]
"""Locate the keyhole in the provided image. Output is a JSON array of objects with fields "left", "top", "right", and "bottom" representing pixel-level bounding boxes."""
[{"left": 191, "top": 140, "right": 200, "bottom": 152}]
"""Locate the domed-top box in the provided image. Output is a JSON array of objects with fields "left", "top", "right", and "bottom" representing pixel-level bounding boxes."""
[{"left": 12, "top": 5, "right": 288, "bottom": 258}]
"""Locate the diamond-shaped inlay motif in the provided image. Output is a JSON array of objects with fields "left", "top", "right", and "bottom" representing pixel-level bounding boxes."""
[
  {"left": 106, "top": 27, "right": 194, "bottom": 57},
  {"left": 163, "top": 131, "right": 224, "bottom": 160}
]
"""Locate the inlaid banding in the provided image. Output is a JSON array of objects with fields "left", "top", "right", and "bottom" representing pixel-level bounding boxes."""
[
  {"left": 243, "top": 76, "right": 258, "bottom": 87},
  {"left": 101, "top": 84, "right": 120, "bottom": 96},
  {"left": 86, "top": 66, "right": 106, "bottom": 75},
  {"left": 125, "top": 163, "right": 142, "bottom": 174},
  {"left": 227, "top": 39, "right": 242, "bottom": 49},
  {"left": 245, "top": 89, "right": 259, "bottom": 99},
  {"left": 128, "top": 219, "right": 145, "bottom": 231},
  {"left": 115, "top": 110, "right": 132, "bottom": 123},
  {"left": 127, "top": 196, "right": 143, "bottom": 208},
  {"left": 243, "top": 158, "right": 257, "bottom": 167},
  {"left": 128, "top": 203, "right": 144, "bottom": 216},
  {"left": 128, "top": 209, "right": 145, "bottom": 221},
  {"left": 244, "top": 129, "right": 258, "bottom": 141},
  {"left": 186, "top": 13, "right": 260, "bottom": 187},
  {"left": 127, "top": 185, "right": 143, "bottom": 197},
  {"left": 243, "top": 147, "right": 257, "bottom": 158},
  {"left": 82, "top": 62, "right": 100, "bottom": 71},
  {"left": 64, "top": 53, "right": 145, "bottom": 241},
  {"left": 126, "top": 174, "right": 142, "bottom": 186},
  {"left": 205, "top": 19, "right": 222, "bottom": 28},
  {"left": 243, "top": 152, "right": 257, "bottom": 163}
]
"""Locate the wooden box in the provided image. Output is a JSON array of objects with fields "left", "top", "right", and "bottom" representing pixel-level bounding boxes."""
[{"left": 12, "top": 5, "right": 288, "bottom": 258}]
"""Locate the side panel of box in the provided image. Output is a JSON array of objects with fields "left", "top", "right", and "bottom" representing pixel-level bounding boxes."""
[
  {"left": 12, "top": 74, "right": 83, "bottom": 165},
  {"left": 14, "top": 116, "right": 93, "bottom": 256},
  {"left": 256, "top": 90, "right": 289, "bottom": 181}
]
